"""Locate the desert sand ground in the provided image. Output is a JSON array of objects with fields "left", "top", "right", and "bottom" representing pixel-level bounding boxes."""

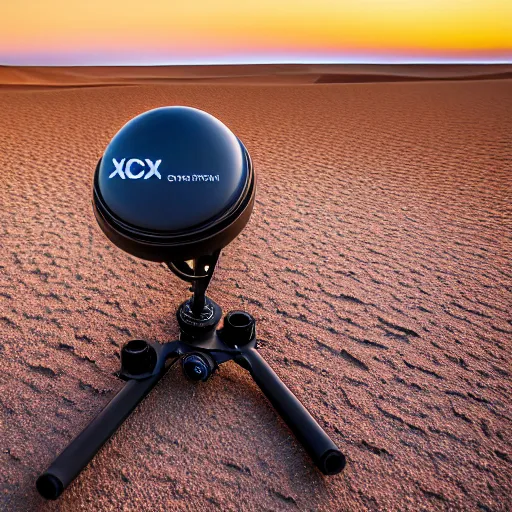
[
  {"left": 1, "top": 64, "right": 511, "bottom": 87},
  {"left": 0, "top": 66, "right": 511, "bottom": 511}
]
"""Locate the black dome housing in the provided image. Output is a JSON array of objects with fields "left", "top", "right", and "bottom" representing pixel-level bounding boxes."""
[{"left": 92, "top": 106, "right": 255, "bottom": 262}]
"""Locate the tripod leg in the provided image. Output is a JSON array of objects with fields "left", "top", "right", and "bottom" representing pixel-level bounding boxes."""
[
  {"left": 36, "top": 364, "right": 174, "bottom": 499},
  {"left": 235, "top": 348, "right": 346, "bottom": 476}
]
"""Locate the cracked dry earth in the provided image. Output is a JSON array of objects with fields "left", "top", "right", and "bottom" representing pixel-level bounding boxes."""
[{"left": 1, "top": 79, "right": 511, "bottom": 512}]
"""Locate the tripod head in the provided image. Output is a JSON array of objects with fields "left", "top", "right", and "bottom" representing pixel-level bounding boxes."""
[{"left": 36, "top": 107, "right": 345, "bottom": 501}]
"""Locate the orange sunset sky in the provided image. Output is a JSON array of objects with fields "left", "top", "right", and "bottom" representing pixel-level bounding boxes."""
[{"left": 0, "top": 0, "right": 511, "bottom": 65}]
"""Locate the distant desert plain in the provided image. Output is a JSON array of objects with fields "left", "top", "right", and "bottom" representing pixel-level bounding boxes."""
[{"left": 1, "top": 64, "right": 511, "bottom": 511}]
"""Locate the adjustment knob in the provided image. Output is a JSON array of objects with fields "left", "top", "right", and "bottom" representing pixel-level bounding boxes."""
[{"left": 181, "top": 353, "right": 215, "bottom": 382}]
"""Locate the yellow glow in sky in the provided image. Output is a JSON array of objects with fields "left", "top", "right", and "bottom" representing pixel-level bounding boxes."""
[{"left": 0, "top": 0, "right": 510, "bottom": 64}]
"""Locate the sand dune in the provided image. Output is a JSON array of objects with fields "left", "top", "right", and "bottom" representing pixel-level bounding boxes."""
[
  {"left": 316, "top": 70, "right": 512, "bottom": 83},
  {"left": 0, "top": 75, "right": 511, "bottom": 511},
  {"left": 1, "top": 64, "right": 512, "bottom": 87}
]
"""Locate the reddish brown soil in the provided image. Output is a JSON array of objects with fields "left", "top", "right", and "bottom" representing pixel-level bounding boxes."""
[{"left": 1, "top": 76, "right": 511, "bottom": 511}]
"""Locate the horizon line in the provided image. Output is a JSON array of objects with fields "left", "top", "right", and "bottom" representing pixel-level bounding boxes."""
[{"left": 2, "top": 59, "right": 512, "bottom": 67}]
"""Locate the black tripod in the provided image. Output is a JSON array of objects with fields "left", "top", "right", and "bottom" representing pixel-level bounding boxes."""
[
  {"left": 36, "top": 106, "right": 346, "bottom": 500},
  {"left": 36, "top": 255, "right": 345, "bottom": 500}
]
